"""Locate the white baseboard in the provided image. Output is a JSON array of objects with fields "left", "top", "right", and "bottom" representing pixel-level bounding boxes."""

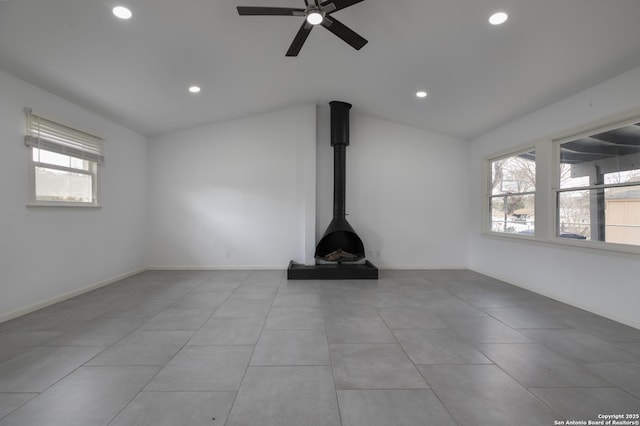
[
  {"left": 147, "top": 264, "right": 469, "bottom": 271},
  {"left": 0, "top": 267, "right": 146, "bottom": 324},
  {"left": 146, "top": 265, "right": 286, "bottom": 270},
  {"left": 469, "top": 267, "right": 640, "bottom": 330}
]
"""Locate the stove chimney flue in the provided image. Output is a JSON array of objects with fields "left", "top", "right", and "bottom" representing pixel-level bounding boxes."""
[
  {"left": 330, "top": 101, "right": 350, "bottom": 220},
  {"left": 330, "top": 100, "right": 351, "bottom": 147}
]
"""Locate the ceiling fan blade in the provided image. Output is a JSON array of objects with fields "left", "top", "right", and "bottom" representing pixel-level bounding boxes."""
[
  {"left": 286, "top": 21, "right": 313, "bottom": 57},
  {"left": 320, "top": 0, "right": 364, "bottom": 13},
  {"left": 321, "top": 16, "right": 367, "bottom": 50},
  {"left": 237, "top": 6, "right": 305, "bottom": 16}
]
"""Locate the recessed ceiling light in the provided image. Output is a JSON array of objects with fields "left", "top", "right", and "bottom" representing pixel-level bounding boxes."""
[
  {"left": 489, "top": 11, "right": 508, "bottom": 25},
  {"left": 112, "top": 6, "right": 132, "bottom": 20},
  {"left": 188, "top": 86, "right": 201, "bottom": 94},
  {"left": 416, "top": 91, "right": 428, "bottom": 98}
]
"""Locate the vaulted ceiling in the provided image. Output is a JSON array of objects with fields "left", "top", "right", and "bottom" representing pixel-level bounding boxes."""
[{"left": 1, "top": 0, "right": 640, "bottom": 139}]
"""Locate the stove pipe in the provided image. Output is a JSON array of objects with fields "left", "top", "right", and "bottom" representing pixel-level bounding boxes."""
[{"left": 315, "top": 101, "right": 365, "bottom": 262}]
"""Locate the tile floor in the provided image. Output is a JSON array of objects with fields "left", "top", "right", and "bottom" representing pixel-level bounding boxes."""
[{"left": 0, "top": 269, "right": 639, "bottom": 426}]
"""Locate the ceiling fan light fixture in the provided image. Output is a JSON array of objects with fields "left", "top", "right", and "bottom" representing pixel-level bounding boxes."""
[{"left": 306, "top": 11, "right": 323, "bottom": 25}]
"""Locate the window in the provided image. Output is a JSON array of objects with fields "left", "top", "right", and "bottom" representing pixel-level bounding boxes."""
[
  {"left": 25, "top": 109, "right": 104, "bottom": 206},
  {"left": 557, "top": 121, "right": 640, "bottom": 246},
  {"left": 488, "top": 149, "right": 536, "bottom": 234}
]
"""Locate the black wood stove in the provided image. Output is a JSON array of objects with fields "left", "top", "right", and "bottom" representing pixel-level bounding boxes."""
[{"left": 288, "top": 101, "right": 378, "bottom": 279}]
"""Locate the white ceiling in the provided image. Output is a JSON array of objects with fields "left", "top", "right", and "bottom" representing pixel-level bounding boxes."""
[{"left": 1, "top": 0, "right": 640, "bottom": 140}]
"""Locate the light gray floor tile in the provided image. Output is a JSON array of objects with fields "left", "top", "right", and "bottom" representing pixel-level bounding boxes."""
[
  {"left": 0, "top": 331, "right": 61, "bottom": 347},
  {"left": 1, "top": 309, "right": 101, "bottom": 332},
  {"left": 272, "top": 291, "right": 324, "bottom": 308},
  {"left": 418, "top": 364, "right": 558, "bottom": 426},
  {"left": 420, "top": 297, "right": 489, "bottom": 317},
  {"left": 523, "top": 329, "right": 638, "bottom": 362},
  {"left": 103, "top": 298, "right": 173, "bottom": 319},
  {"left": 226, "top": 366, "right": 340, "bottom": 426},
  {"left": 265, "top": 307, "right": 325, "bottom": 329},
  {"left": 213, "top": 298, "right": 272, "bottom": 318},
  {"left": 0, "top": 346, "right": 104, "bottom": 392},
  {"left": 330, "top": 344, "right": 427, "bottom": 389},
  {"left": 455, "top": 291, "right": 528, "bottom": 308},
  {"left": 560, "top": 314, "right": 640, "bottom": 342},
  {"left": 193, "top": 281, "right": 242, "bottom": 292},
  {"left": 251, "top": 329, "right": 330, "bottom": 366},
  {"left": 86, "top": 330, "right": 193, "bottom": 366},
  {"left": 246, "top": 270, "right": 284, "bottom": 282},
  {"left": 337, "top": 389, "right": 457, "bottom": 426},
  {"left": 0, "top": 393, "right": 37, "bottom": 419},
  {"left": 170, "top": 292, "right": 232, "bottom": 309},
  {"left": 207, "top": 270, "right": 251, "bottom": 282},
  {"left": 0, "top": 347, "right": 29, "bottom": 365},
  {"left": 483, "top": 306, "right": 568, "bottom": 329},
  {"left": 144, "top": 345, "right": 252, "bottom": 391},
  {"left": 517, "top": 298, "right": 590, "bottom": 317},
  {"left": 0, "top": 331, "right": 62, "bottom": 364},
  {"left": 109, "top": 391, "right": 236, "bottom": 426},
  {"left": 140, "top": 308, "right": 214, "bottom": 330},
  {"left": 0, "top": 366, "right": 158, "bottom": 426},
  {"left": 123, "top": 282, "right": 196, "bottom": 299},
  {"left": 43, "top": 316, "right": 146, "bottom": 346},
  {"left": 321, "top": 299, "right": 380, "bottom": 317},
  {"left": 619, "top": 342, "right": 640, "bottom": 356},
  {"left": 394, "top": 329, "right": 492, "bottom": 364},
  {"left": 377, "top": 307, "right": 448, "bottom": 329},
  {"left": 367, "top": 291, "right": 425, "bottom": 308},
  {"left": 230, "top": 283, "right": 278, "bottom": 300},
  {"left": 188, "top": 317, "right": 264, "bottom": 345},
  {"left": 442, "top": 316, "right": 532, "bottom": 343},
  {"left": 478, "top": 343, "right": 609, "bottom": 387},
  {"left": 325, "top": 316, "right": 396, "bottom": 344},
  {"left": 585, "top": 362, "right": 640, "bottom": 398},
  {"left": 530, "top": 387, "right": 640, "bottom": 420}
]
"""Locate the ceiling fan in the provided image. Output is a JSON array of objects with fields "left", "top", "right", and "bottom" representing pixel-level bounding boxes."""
[{"left": 237, "top": 0, "right": 367, "bottom": 57}]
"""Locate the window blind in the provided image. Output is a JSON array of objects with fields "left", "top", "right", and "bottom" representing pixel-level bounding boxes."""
[{"left": 24, "top": 109, "right": 104, "bottom": 165}]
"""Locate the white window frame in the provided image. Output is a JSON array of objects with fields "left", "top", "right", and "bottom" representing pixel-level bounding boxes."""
[
  {"left": 24, "top": 109, "right": 103, "bottom": 207},
  {"left": 482, "top": 110, "right": 640, "bottom": 256},
  {"left": 552, "top": 115, "right": 640, "bottom": 253}
]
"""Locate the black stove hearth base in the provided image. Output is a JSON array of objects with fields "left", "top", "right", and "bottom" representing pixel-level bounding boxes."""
[{"left": 287, "top": 260, "right": 379, "bottom": 280}]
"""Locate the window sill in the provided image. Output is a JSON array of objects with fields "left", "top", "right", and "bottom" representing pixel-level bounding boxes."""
[
  {"left": 481, "top": 230, "right": 640, "bottom": 257},
  {"left": 27, "top": 202, "right": 101, "bottom": 208}
]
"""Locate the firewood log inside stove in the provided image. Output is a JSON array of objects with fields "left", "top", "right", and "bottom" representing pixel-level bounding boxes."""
[{"left": 325, "top": 249, "right": 358, "bottom": 262}]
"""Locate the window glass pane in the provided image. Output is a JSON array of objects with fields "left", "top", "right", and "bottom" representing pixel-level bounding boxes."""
[
  {"left": 559, "top": 163, "right": 590, "bottom": 189},
  {"left": 32, "top": 148, "right": 91, "bottom": 171},
  {"left": 490, "top": 193, "right": 535, "bottom": 234},
  {"left": 558, "top": 187, "right": 640, "bottom": 246},
  {"left": 491, "top": 150, "right": 535, "bottom": 195},
  {"left": 559, "top": 122, "right": 640, "bottom": 189},
  {"left": 35, "top": 166, "right": 93, "bottom": 203},
  {"left": 557, "top": 190, "right": 590, "bottom": 239},
  {"left": 604, "top": 169, "right": 640, "bottom": 185}
]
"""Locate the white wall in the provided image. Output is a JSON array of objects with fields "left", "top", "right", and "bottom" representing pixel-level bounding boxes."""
[
  {"left": 469, "top": 66, "right": 640, "bottom": 328},
  {"left": 0, "top": 70, "right": 148, "bottom": 321},
  {"left": 147, "top": 105, "right": 316, "bottom": 269},
  {"left": 316, "top": 106, "right": 470, "bottom": 268}
]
